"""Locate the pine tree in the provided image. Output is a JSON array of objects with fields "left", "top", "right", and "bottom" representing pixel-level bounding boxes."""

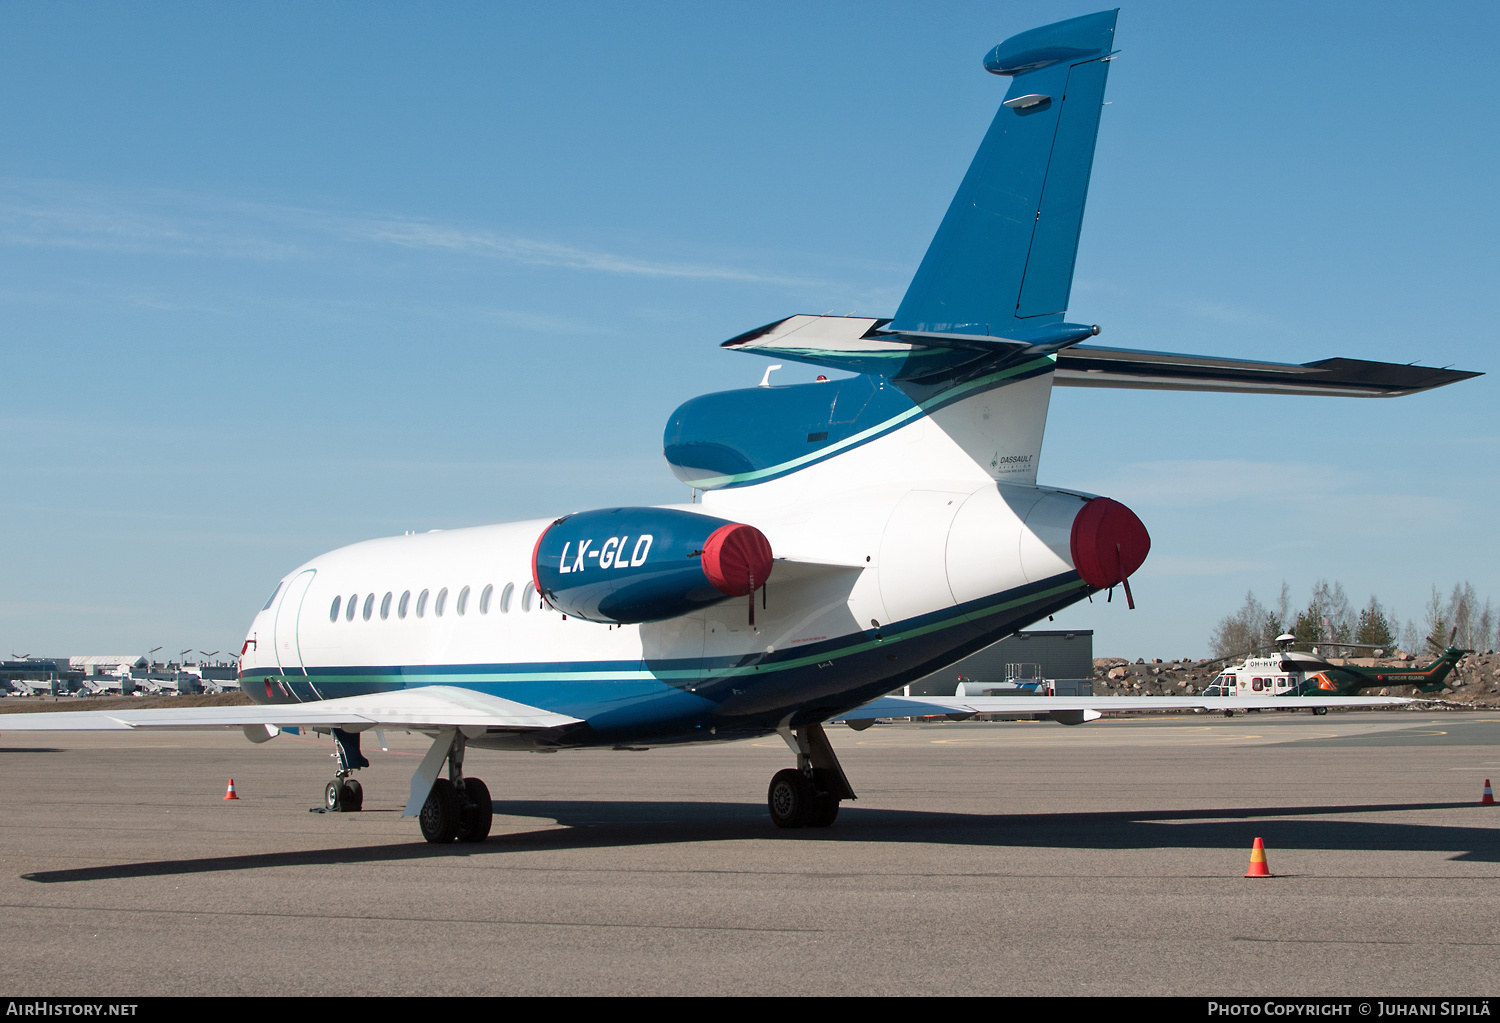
[{"left": 1355, "top": 596, "right": 1395, "bottom": 648}]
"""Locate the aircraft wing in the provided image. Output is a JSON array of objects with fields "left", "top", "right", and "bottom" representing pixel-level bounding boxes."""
[
  {"left": 838, "top": 693, "right": 1413, "bottom": 726},
  {"left": 0, "top": 686, "right": 582, "bottom": 733}
]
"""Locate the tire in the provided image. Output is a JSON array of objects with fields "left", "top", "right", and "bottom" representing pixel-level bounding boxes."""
[
  {"left": 456, "top": 778, "right": 493, "bottom": 843},
  {"left": 1312, "top": 706, "right": 1328, "bottom": 716},
  {"left": 324, "top": 779, "right": 344, "bottom": 812},
  {"left": 1223, "top": 709, "right": 1235, "bottom": 718},
  {"left": 804, "top": 791, "right": 840, "bottom": 828},
  {"left": 342, "top": 778, "right": 363, "bottom": 811},
  {"left": 419, "top": 778, "right": 461, "bottom": 843},
  {"left": 768, "top": 768, "right": 813, "bottom": 829}
]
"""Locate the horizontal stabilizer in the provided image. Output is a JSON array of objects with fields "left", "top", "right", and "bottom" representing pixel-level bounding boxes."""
[
  {"left": 721, "top": 316, "right": 1479, "bottom": 397},
  {"left": 0, "top": 686, "right": 583, "bottom": 732},
  {"left": 1055, "top": 345, "right": 1481, "bottom": 397}
]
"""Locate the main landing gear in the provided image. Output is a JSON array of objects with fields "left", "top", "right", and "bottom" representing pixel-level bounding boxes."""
[
  {"left": 767, "top": 721, "right": 856, "bottom": 829},
  {"left": 323, "top": 727, "right": 369, "bottom": 812},
  {"left": 404, "top": 728, "right": 493, "bottom": 844}
]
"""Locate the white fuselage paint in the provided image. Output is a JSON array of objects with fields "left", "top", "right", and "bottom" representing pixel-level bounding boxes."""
[{"left": 239, "top": 372, "right": 1096, "bottom": 720}]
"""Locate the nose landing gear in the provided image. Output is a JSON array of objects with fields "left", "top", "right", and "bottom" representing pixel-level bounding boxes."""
[
  {"left": 768, "top": 721, "right": 855, "bottom": 829},
  {"left": 323, "top": 727, "right": 369, "bottom": 812}
]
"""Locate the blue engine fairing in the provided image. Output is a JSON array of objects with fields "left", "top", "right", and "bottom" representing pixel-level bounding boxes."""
[{"left": 535, "top": 506, "right": 744, "bottom": 624}]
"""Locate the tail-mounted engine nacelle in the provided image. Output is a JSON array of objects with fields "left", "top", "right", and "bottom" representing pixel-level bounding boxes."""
[{"left": 532, "top": 507, "right": 773, "bottom": 625}]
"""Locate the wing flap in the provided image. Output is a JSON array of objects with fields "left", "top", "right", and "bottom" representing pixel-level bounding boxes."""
[{"left": 839, "top": 693, "right": 1412, "bottom": 722}]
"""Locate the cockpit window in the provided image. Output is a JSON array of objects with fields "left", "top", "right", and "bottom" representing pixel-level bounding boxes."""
[{"left": 262, "top": 582, "right": 283, "bottom": 611}]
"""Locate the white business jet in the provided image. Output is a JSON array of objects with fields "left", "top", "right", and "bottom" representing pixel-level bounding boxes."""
[{"left": 4, "top": 11, "right": 1475, "bottom": 842}]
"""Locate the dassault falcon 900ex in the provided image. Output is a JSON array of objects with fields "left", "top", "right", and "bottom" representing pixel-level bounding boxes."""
[{"left": 7, "top": 11, "right": 1476, "bottom": 843}]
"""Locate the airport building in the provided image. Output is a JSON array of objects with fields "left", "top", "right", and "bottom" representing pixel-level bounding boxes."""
[{"left": 907, "top": 630, "right": 1094, "bottom": 696}]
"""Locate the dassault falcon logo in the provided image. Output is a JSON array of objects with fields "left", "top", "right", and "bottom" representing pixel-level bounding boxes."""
[
  {"left": 991, "top": 453, "right": 1035, "bottom": 471},
  {"left": 556, "top": 535, "right": 655, "bottom": 574}
]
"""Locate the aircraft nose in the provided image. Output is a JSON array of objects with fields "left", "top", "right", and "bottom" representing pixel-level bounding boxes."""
[{"left": 1069, "top": 497, "right": 1150, "bottom": 589}]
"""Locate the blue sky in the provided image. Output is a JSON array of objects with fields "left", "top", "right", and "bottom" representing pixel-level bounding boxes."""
[{"left": 2, "top": 1, "right": 1496, "bottom": 660}]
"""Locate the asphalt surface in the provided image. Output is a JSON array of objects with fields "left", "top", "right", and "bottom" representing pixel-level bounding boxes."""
[{"left": 1, "top": 710, "right": 1497, "bottom": 996}]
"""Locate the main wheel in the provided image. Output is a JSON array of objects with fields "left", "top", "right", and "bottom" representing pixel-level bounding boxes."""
[
  {"left": 1312, "top": 705, "right": 1328, "bottom": 716},
  {"left": 768, "top": 768, "right": 813, "bottom": 829},
  {"left": 419, "top": 778, "right": 461, "bottom": 843},
  {"left": 342, "top": 777, "right": 363, "bottom": 811},
  {"left": 324, "top": 779, "right": 344, "bottom": 812},
  {"left": 456, "top": 777, "right": 493, "bottom": 843},
  {"left": 804, "top": 791, "right": 840, "bottom": 828}
]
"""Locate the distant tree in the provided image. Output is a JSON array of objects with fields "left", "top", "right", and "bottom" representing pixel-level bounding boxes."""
[
  {"left": 1400, "top": 618, "right": 1423, "bottom": 656},
  {"left": 1479, "top": 600, "right": 1495, "bottom": 654},
  {"left": 1422, "top": 586, "right": 1449, "bottom": 651},
  {"left": 1355, "top": 596, "right": 1395, "bottom": 648},
  {"left": 1292, "top": 580, "right": 1354, "bottom": 649},
  {"left": 1211, "top": 589, "right": 1277, "bottom": 658},
  {"left": 1448, "top": 582, "right": 1480, "bottom": 651}
]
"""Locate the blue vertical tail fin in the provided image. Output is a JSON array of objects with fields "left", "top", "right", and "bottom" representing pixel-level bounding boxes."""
[{"left": 891, "top": 10, "right": 1117, "bottom": 338}]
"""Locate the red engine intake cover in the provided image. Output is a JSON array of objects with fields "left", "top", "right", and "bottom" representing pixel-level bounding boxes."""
[
  {"left": 1069, "top": 497, "right": 1150, "bottom": 589},
  {"left": 701, "top": 523, "right": 774, "bottom": 596}
]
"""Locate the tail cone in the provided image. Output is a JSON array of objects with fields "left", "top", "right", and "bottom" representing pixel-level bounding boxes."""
[{"left": 1244, "top": 837, "right": 1273, "bottom": 878}]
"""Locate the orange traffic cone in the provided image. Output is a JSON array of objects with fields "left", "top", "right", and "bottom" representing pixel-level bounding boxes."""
[
  {"left": 1482, "top": 780, "right": 1495, "bottom": 806},
  {"left": 1244, "top": 837, "right": 1273, "bottom": 877},
  {"left": 223, "top": 779, "right": 240, "bottom": 801}
]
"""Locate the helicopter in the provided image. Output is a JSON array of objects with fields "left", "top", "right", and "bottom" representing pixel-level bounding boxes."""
[{"left": 1202, "top": 630, "right": 1471, "bottom": 710}]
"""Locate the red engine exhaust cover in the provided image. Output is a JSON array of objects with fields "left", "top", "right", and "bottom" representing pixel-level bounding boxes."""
[
  {"left": 1069, "top": 497, "right": 1150, "bottom": 589},
  {"left": 701, "top": 522, "right": 774, "bottom": 596}
]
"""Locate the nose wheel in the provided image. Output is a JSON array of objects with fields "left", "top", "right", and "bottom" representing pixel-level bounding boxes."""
[
  {"left": 324, "top": 776, "right": 363, "bottom": 812},
  {"left": 321, "top": 728, "right": 369, "bottom": 811}
]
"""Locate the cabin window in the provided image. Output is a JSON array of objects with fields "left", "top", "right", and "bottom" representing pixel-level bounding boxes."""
[
  {"left": 435, "top": 588, "right": 448, "bottom": 617},
  {"left": 345, "top": 595, "right": 357, "bottom": 622},
  {"left": 329, "top": 596, "right": 341, "bottom": 622},
  {"left": 398, "top": 590, "right": 411, "bottom": 619},
  {"left": 521, "top": 582, "right": 536, "bottom": 613},
  {"left": 500, "top": 582, "right": 514, "bottom": 614},
  {"left": 362, "top": 593, "right": 374, "bottom": 621},
  {"left": 479, "top": 584, "right": 493, "bottom": 614},
  {"left": 380, "top": 592, "right": 392, "bottom": 620},
  {"left": 416, "top": 589, "right": 429, "bottom": 618},
  {"left": 1252, "top": 678, "right": 1264, "bottom": 691},
  {"left": 457, "top": 586, "right": 470, "bottom": 616}
]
